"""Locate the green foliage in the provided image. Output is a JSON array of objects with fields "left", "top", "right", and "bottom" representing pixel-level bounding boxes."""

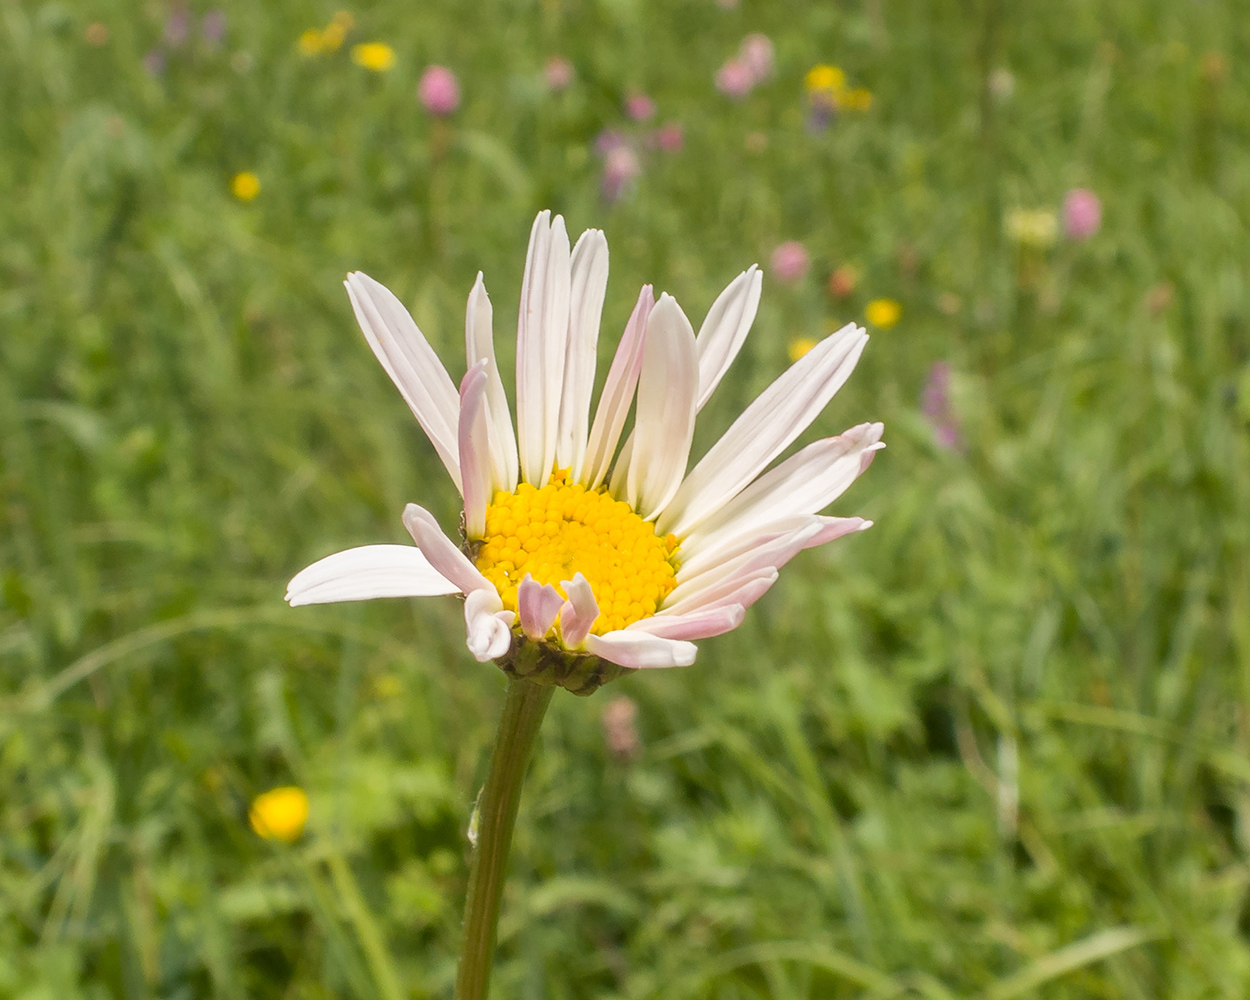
[{"left": 2, "top": 0, "right": 1250, "bottom": 996}]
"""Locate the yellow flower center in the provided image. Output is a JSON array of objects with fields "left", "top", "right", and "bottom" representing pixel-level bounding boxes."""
[{"left": 474, "top": 469, "right": 680, "bottom": 636}]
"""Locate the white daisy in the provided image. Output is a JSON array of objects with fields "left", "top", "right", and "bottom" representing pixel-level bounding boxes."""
[{"left": 286, "top": 211, "right": 882, "bottom": 688}]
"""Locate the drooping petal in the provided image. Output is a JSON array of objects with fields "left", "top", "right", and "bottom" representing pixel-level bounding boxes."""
[
  {"left": 557, "top": 229, "right": 609, "bottom": 478},
  {"left": 665, "top": 523, "right": 824, "bottom": 609},
  {"left": 458, "top": 362, "right": 492, "bottom": 540},
  {"left": 582, "top": 285, "right": 654, "bottom": 488},
  {"left": 678, "top": 514, "right": 869, "bottom": 582},
  {"left": 584, "top": 631, "right": 697, "bottom": 669},
  {"left": 286, "top": 545, "right": 461, "bottom": 606},
  {"left": 465, "top": 273, "right": 519, "bottom": 492},
  {"left": 681, "top": 422, "right": 884, "bottom": 556},
  {"left": 661, "top": 567, "right": 778, "bottom": 618},
  {"left": 627, "top": 605, "right": 745, "bottom": 640},
  {"left": 619, "top": 293, "right": 699, "bottom": 520},
  {"left": 401, "top": 503, "right": 494, "bottom": 595},
  {"left": 694, "top": 266, "right": 762, "bottom": 410},
  {"left": 558, "top": 572, "right": 599, "bottom": 649},
  {"left": 657, "top": 324, "right": 869, "bottom": 538},
  {"left": 518, "top": 574, "right": 565, "bottom": 640},
  {"left": 345, "top": 272, "right": 462, "bottom": 492},
  {"left": 465, "top": 589, "right": 514, "bottom": 662},
  {"left": 516, "top": 212, "right": 571, "bottom": 487}
]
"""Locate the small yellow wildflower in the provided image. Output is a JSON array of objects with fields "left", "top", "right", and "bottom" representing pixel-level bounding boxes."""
[
  {"left": 230, "top": 172, "right": 260, "bottom": 201},
  {"left": 788, "top": 336, "right": 818, "bottom": 362},
  {"left": 842, "top": 87, "right": 873, "bottom": 111},
  {"left": 351, "top": 42, "right": 395, "bottom": 72},
  {"left": 321, "top": 22, "right": 346, "bottom": 51},
  {"left": 1004, "top": 208, "right": 1058, "bottom": 249},
  {"left": 865, "top": 298, "right": 901, "bottom": 329},
  {"left": 805, "top": 64, "right": 846, "bottom": 97},
  {"left": 297, "top": 29, "right": 323, "bottom": 56},
  {"left": 249, "top": 786, "right": 309, "bottom": 843}
]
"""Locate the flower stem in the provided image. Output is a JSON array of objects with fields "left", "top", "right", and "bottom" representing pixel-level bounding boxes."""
[{"left": 454, "top": 677, "right": 554, "bottom": 1000}]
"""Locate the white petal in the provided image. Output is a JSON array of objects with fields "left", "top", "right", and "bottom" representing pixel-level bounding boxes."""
[
  {"left": 681, "top": 423, "right": 884, "bottom": 556},
  {"left": 678, "top": 514, "right": 869, "bottom": 581},
  {"left": 516, "top": 212, "right": 571, "bottom": 487},
  {"left": 458, "top": 362, "right": 492, "bottom": 540},
  {"left": 345, "top": 272, "right": 462, "bottom": 493},
  {"left": 657, "top": 324, "right": 869, "bottom": 538},
  {"left": 584, "top": 631, "right": 697, "bottom": 669},
  {"left": 621, "top": 294, "right": 699, "bottom": 520},
  {"left": 557, "top": 229, "right": 609, "bottom": 478},
  {"left": 401, "top": 503, "right": 493, "bottom": 595},
  {"left": 667, "top": 524, "right": 821, "bottom": 609},
  {"left": 465, "top": 274, "right": 519, "bottom": 492},
  {"left": 517, "top": 574, "right": 564, "bottom": 640},
  {"left": 582, "top": 285, "right": 654, "bottom": 488},
  {"left": 558, "top": 572, "right": 599, "bottom": 649},
  {"left": 695, "top": 266, "right": 762, "bottom": 410},
  {"left": 662, "top": 567, "right": 778, "bottom": 618},
  {"left": 627, "top": 605, "right": 745, "bottom": 640},
  {"left": 465, "top": 589, "right": 514, "bottom": 662},
  {"left": 286, "top": 545, "right": 460, "bottom": 606}
]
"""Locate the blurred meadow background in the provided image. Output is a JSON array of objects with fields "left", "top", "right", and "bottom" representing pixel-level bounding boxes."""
[{"left": 3, "top": 0, "right": 1250, "bottom": 997}]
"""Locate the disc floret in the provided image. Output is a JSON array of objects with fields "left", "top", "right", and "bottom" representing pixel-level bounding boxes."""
[{"left": 474, "top": 469, "right": 680, "bottom": 637}]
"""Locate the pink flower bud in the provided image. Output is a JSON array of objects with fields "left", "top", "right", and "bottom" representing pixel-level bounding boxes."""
[
  {"left": 625, "top": 93, "right": 656, "bottom": 121},
  {"left": 652, "top": 121, "right": 684, "bottom": 153},
  {"left": 1062, "top": 188, "right": 1101, "bottom": 241},
  {"left": 715, "top": 58, "right": 753, "bottom": 99},
  {"left": 417, "top": 65, "right": 460, "bottom": 117},
  {"left": 770, "top": 240, "right": 810, "bottom": 284}
]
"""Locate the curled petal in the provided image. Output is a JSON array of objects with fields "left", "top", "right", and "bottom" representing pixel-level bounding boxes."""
[
  {"left": 465, "top": 274, "right": 519, "bottom": 491},
  {"left": 662, "top": 567, "right": 779, "bottom": 618},
  {"left": 401, "top": 504, "right": 494, "bottom": 595},
  {"left": 345, "top": 272, "right": 462, "bottom": 492},
  {"left": 627, "top": 605, "right": 745, "bottom": 640},
  {"left": 286, "top": 545, "right": 460, "bottom": 606},
  {"left": 459, "top": 362, "right": 492, "bottom": 540},
  {"left": 584, "top": 630, "right": 697, "bottom": 669},
  {"left": 518, "top": 574, "right": 565, "bottom": 640},
  {"left": 657, "top": 324, "right": 869, "bottom": 538},
  {"left": 465, "top": 589, "right": 514, "bottom": 662},
  {"left": 558, "top": 572, "right": 599, "bottom": 649}
]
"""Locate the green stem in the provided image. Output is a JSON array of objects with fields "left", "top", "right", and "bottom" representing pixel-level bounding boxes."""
[{"left": 454, "top": 677, "right": 554, "bottom": 1000}]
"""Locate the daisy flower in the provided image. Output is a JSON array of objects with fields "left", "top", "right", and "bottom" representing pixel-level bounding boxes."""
[{"left": 286, "top": 212, "right": 882, "bottom": 689}]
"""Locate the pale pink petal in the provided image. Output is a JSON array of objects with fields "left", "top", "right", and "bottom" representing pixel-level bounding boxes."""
[
  {"left": 286, "top": 545, "right": 460, "bottom": 606},
  {"left": 657, "top": 324, "right": 869, "bottom": 538},
  {"left": 661, "top": 567, "right": 778, "bottom": 618},
  {"left": 459, "top": 362, "right": 492, "bottom": 540},
  {"left": 620, "top": 294, "right": 698, "bottom": 520},
  {"left": 465, "top": 273, "right": 519, "bottom": 492},
  {"left": 678, "top": 514, "right": 869, "bottom": 581},
  {"left": 627, "top": 605, "right": 745, "bottom": 640},
  {"left": 558, "top": 572, "right": 599, "bottom": 649},
  {"left": 582, "top": 285, "right": 654, "bottom": 488},
  {"left": 584, "top": 630, "right": 697, "bottom": 669},
  {"left": 694, "top": 266, "right": 762, "bottom": 410},
  {"left": 465, "top": 588, "right": 514, "bottom": 662},
  {"left": 557, "top": 229, "right": 609, "bottom": 478},
  {"left": 681, "top": 422, "right": 884, "bottom": 557},
  {"left": 516, "top": 212, "right": 571, "bottom": 487},
  {"left": 345, "top": 272, "right": 462, "bottom": 492},
  {"left": 401, "top": 503, "right": 494, "bottom": 595},
  {"left": 667, "top": 523, "right": 822, "bottom": 608},
  {"left": 517, "top": 574, "right": 565, "bottom": 640}
]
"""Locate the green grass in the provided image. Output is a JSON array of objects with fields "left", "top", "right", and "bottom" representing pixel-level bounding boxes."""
[{"left": 3, "top": 0, "right": 1250, "bottom": 996}]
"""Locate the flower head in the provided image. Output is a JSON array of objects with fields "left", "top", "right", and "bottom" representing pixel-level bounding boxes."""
[
  {"left": 287, "top": 213, "right": 881, "bottom": 690},
  {"left": 739, "top": 33, "right": 774, "bottom": 84},
  {"left": 921, "top": 362, "right": 962, "bottom": 451},
  {"left": 249, "top": 786, "right": 309, "bottom": 842},
  {"left": 865, "top": 298, "right": 900, "bottom": 329},
  {"left": 231, "top": 171, "right": 260, "bottom": 201},
  {"left": 602, "top": 695, "right": 642, "bottom": 760},
  {"left": 788, "top": 337, "right": 818, "bottom": 362},
  {"left": 601, "top": 146, "right": 641, "bottom": 202},
  {"left": 828, "top": 265, "right": 858, "bottom": 299},
  {"left": 805, "top": 64, "right": 845, "bottom": 105},
  {"left": 770, "top": 241, "right": 810, "bottom": 284},
  {"left": 625, "top": 93, "right": 656, "bottom": 122},
  {"left": 651, "top": 122, "right": 685, "bottom": 154},
  {"left": 1062, "top": 188, "right": 1101, "bottom": 241},
  {"left": 1005, "top": 208, "right": 1058, "bottom": 248},
  {"left": 352, "top": 42, "right": 396, "bottom": 72},
  {"left": 715, "top": 58, "right": 753, "bottom": 99},
  {"left": 418, "top": 65, "right": 460, "bottom": 116},
  {"left": 545, "top": 56, "right": 574, "bottom": 91},
  {"left": 201, "top": 10, "right": 227, "bottom": 46}
]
